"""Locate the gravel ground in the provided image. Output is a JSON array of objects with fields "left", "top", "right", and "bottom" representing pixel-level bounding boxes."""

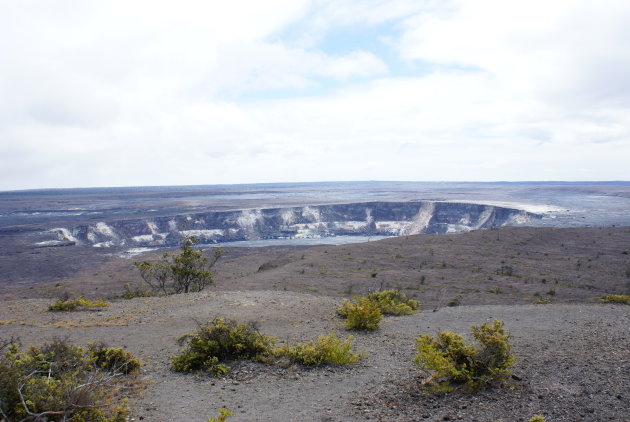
[{"left": 1, "top": 290, "right": 628, "bottom": 421}]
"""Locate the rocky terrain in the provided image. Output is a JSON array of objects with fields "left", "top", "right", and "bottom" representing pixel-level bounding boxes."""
[
  {"left": 4, "top": 226, "right": 629, "bottom": 307},
  {"left": 1, "top": 225, "right": 629, "bottom": 421},
  {"left": 1, "top": 292, "right": 628, "bottom": 421}
]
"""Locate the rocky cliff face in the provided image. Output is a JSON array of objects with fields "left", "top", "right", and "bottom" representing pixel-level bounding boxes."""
[{"left": 41, "top": 201, "right": 539, "bottom": 248}]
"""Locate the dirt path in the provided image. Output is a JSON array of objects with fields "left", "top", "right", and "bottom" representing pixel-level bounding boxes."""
[{"left": 1, "top": 291, "right": 628, "bottom": 421}]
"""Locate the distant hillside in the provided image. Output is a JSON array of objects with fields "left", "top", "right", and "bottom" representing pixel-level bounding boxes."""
[{"left": 3, "top": 226, "right": 628, "bottom": 309}]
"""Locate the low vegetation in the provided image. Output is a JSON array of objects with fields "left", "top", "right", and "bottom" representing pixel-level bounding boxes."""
[
  {"left": 208, "top": 408, "right": 233, "bottom": 422},
  {"left": 117, "top": 283, "right": 156, "bottom": 299},
  {"left": 533, "top": 297, "right": 555, "bottom": 304},
  {"left": 171, "top": 319, "right": 363, "bottom": 376},
  {"left": 414, "top": 319, "right": 514, "bottom": 392},
  {"left": 277, "top": 331, "right": 361, "bottom": 367},
  {"left": 447, "top": 295, "right": 462, "bottom": 307},
  {"left": 600, "top": 294, "right": 630, "bottom": 304},
  {"left": 0, "top": 338, "right": 140, "bottom": 422},
  {"left": 364, "top": 290, "right": 419, "bottom": 315},
  {"left": 171, "top": 318, "right": 275, "bottom": 376},
  {"left": 337, "top": 289, "right": 418, "bottom": 331},
  {"left": 338, "top": 289, "right": 419, "bottom": 317},
  {"left": 87, "top": 342, "right": 142, "bottom": 375},
  {"left": 338, "top": 297, "right": 383, "bottom": 331},
  {"left": 48, "top": 296, "right": 109, "bottom": 311}
]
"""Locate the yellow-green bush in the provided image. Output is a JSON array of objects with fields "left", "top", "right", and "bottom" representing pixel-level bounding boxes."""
[
  {"left": 277, "top": 331, "right": 361, "bottom": 367},
  {"left": 364, "top": 289, "right": 419, "bottom": 315},
  {"left": 171, "top": 319, "right": 364, "bottom": 376},
  {"left": 208, "top": 408, "right": 233, "bottom": 422},
  {"left": 414, "top": 319, "right": 514, "bottom": 392},
  {"left": 600, "top": 294, "right": 630, "bottom": 305},
  {"left": 48, "top": 296, "right": 109, "bottom": 311},
  {"left": 0, "top": 338, "right": 138, "bottom": 421},
  {"left": 338, "top": 289, "right": 419, "bottom": 318},
  {"left": 171, "top": 318, "right": 275, "bottom": 376},
  {"left": 339, "top": 297, "right": 382, "bottom": 331},
  {"left": 534, "top": 297, "right": 554, "bottom": 304},
  {"left": 337, "top": 289, "right": 418, "bottom": 331},
  {"left": 528, "top": 415, "right": 546, "bottom": 422},
  {"left": 88, "top": 342, "right": 141, "bottom": 375}
]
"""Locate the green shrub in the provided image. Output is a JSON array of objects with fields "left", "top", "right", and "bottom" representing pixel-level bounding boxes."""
[
  {"left": 48, "top": 296, "right": 109, "bottom": 311},
  {"left": 364, "top": 289, "right": 419, "bottom": 315},
  {"left": 171, "top": 318, "right": 275, "bottom": 376},
  {"left": 172, "top": 319, "right": 364, "bottom": 377},
  {"left": 447, "top": 296, "right": 462, "bottom": 307},
  {"left": 0, "top": 338, "right": 138, "bottom": 421},
  {"left": 414, "top": 319, "right": 514, "bottom": 392},
  {"left": 600, "top": 294, "right": 630, "bottom": 305},
  {"left": 337, "top": 289, "right": 418, "bottom": 331},
  {"left": 339, "top": 297, "right": 382, "bottom": 331},
  {"left": 338, "top": 289, "right": 419, "bottom": 318},
  {"left": 118, "top": 283, "right": 155, "bottom": 299},
  {"left": 528, "top": 415, "right": 546, "bottom": 422},
  {"left": 278, "top": 331, "right": 361, "bottom": 367},
  {"left": 134, "top": 236, "right": 223, "bottom": 295},
  {"left": 534, "top": 297, "right": 554, "bottom": 304},
  {"left": 336, "top": 300, "right": 354, "bottom": 318},
  {"left": 88, "top": 342, "right": 142, "bottom": 375},
  {"left": 208, "top": 408, "right": 233, "bottom": 422},
  {"left": 497, "top": 265, "right": 514, "bottom": 276}
]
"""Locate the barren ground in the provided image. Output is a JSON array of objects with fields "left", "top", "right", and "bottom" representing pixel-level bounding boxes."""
[{"left": 1, "top": 226, "right": 629, "bottom": 421}]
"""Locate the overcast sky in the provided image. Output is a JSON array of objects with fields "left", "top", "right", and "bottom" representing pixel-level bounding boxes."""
[{"left": 1, "top": 0, "right": 629, "bottom": 191}]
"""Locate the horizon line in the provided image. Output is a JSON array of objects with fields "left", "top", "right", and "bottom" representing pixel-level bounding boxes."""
[{"left": 2, "top": 180, "right": 630, "bottom": 194}]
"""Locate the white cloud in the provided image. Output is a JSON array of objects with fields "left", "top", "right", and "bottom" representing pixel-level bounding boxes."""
[
  {"left": 202, "top": 43, "right": 387, "bottom": 97},
  {"left": 0, "top": 0, "right": 629, "bottom": 190},
  {"left": 398, "top": 0, "right": 630, "bottom": 107}
]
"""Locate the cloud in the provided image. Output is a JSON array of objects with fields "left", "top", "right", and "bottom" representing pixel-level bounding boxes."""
[
  {"left": 0, "top": 0, "right": 629, "bottom": 190},
  {"left": 398, "top": 0, "right": 630, "bottom": 106},
  {"left": 200, "top": 44, "right": 387, "bottom": 98}
]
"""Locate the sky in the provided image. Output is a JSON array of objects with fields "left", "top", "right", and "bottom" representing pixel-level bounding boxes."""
[{"left": 1, "top": 0, "right": 629, "bottom": 191}]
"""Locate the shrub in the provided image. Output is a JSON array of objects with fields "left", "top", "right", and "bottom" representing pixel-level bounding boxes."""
[
  {"left": 0, "top": 338, "right": 138, "bottom": 421},
  {"left": 172, "top": 320, "right": 363, "bottom": 377},
  {"left": 171, "top": 318, "right": 275, "bottom": 376},
  {"left": 528, "top": 415, "right": 546, "bottom": 422},
  {"left": 336, "top": 300, "right": 354, "bottom": 318},
  {"left": 497, "top": 265, "right": 514, "bottom": 276},
  {"left": 278, "top": 331, "right": 361, "bottom": 367},
  {"left": 208, "top": 408, "right": 233, "bottom": 422},
  {"left": 447, "top": 296, "right": 462, "bottom": 307},
  {"left": 601, "top": 294, "right": 630, "bottom": 305},
  {"left": 48, "top": 296, "right": 109, "bottom": 311},
  {"left": 534, "top": 297, "right": 554, "bottom": 304},
  {"left": 118, "top": 283, "right": 155, "bottom": 299},
  {"left": 135, "top": 236, "right": 223, "bottom": 295},
  {"left": 337, "top": 289, "right": 418, "bottom": 331},
  {"left": 364, "top": 289, "right": 419, "bottom": 315},
  {"left": 414, "top": 319, "right": 514, "bottom": 392},
  {"left": 339, "top": 297, "right": 382, "bottom": 331},
  {"left": 88, "top": 342, "right": 142, "bottom": 375}
]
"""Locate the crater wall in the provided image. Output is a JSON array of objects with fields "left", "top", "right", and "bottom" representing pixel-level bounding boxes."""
[{"left": 39, "top": 201, "right": 539, "bottom": 248}]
